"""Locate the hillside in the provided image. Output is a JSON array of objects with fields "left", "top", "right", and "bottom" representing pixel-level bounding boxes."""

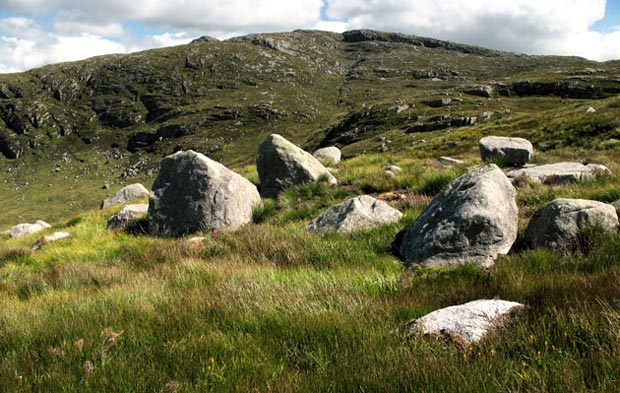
[
  {"left": 1, "top": 29, "right": 620, "bottom": 226},
  {"left": 2, "top": 30, "right": 620, "bottom": 392}
]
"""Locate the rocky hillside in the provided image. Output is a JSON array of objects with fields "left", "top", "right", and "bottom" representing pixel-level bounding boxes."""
[{"left": 1, "top": 29, "right": 620, "bottom": 226}]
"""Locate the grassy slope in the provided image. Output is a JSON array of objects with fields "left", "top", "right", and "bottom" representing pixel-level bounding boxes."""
[{"left": 2, "top": 31, "right": 620, "bottom": 391}]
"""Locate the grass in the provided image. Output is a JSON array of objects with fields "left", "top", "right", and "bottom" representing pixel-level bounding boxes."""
[
  {"left": 2, "top": 29, "right": 620, "bottom": 392},
  {"left": 3, "top": 157, "right": 620, "bottom": 391}
]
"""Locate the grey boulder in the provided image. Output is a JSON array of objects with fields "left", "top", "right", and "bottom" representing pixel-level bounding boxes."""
[
  {"left": 507, "top": 162, "right": 611, "bottom": 185},
  {"left": 479, "top": 136, "right": 533, "bottom": 166},
  {"left": 149, "top": 150, "right": 261, "bottom": 236},
  {"left": 410, "top": 299, "right": 524, "bottom": 345},
  {"left": 306, "top": 195, "right": 402, "bottom": 233},
  {"left": 399, "top": 165, "right": 518, "bottom": 268},
  {"left": 437, "top": 156, "right": 464, "bottom": 166},
  {"left": 525, "top": 198, "right": 619, "bottom": 250},
  {"left": 101, "top": 183, "right": 150, "bottom": 209},
  {"left": 313, "top": 146, "right": 342, "bottom": 166},
  {"left": 107, "top": 204, "right": 149, "bottom": 231},
  {"left": 10, "top": 220, "right": 51, "bottom": 238},
  {"left": 257, "top": 134, "right": 336, "bottom": 198},
  {"left": 464, "top": 85, "right": 494, "bottom": 98},
  {"left": 32, "top": 231, "right": 71, "bottom": 251}
]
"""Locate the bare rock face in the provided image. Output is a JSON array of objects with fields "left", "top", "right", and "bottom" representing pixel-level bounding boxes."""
[
  {"left": 410, "top": 299, "right": 524, "bottom": 345},
  {"left": 149, "top": 150, "right": 261, "bottom": 236},
  {"left": 306, "top": 195, "right": 402, "bottom": 233},
  {"left": 101, "top": 183, "right": 150, "bottom": 209},
  {"left": 257, "top": 134, "right": 337, "bottom": 198},
  {"left": 10, "top": 220, "right": 52, "bottom": 238},
  {"left": 507, "top": 162, "right": 611, "bottom": 185},
  {"left": 313, "top": 146, "right": 342, "bottom": 166},
  {"left": 479, "top": 136, "right": 533, "bottom": 166},
  {"left": 525, "top": 198, "right": 619, "bottom": 250},
  {"left": 399, "top": 165, "right": 518, "bottom": 268},
  {"left": 107, "top": 204, "right": 149, "bottom": 231}
]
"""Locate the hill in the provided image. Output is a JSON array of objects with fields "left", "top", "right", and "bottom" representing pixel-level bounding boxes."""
[
  {"left": 1, "top": 29, "right": 620, "bottom": 226},
  {"left": 2, "top": 30, "right": 620, "bottom": 391}
]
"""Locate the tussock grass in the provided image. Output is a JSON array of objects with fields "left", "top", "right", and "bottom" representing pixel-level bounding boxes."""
[{"left": 4, "top": 96, "right": 620, "bottom": 390}]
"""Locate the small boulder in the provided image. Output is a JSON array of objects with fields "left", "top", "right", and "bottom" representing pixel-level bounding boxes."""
[
  {"left": 425, "top": 98, "right": 451, "bottom": 108},
  {"left": 107, "top": 204, "right": 149, "bottom": 231},
  {"left": 464, "top": 85, "right": 493, "bottom": 98},
  {"left": 437, "top": 156, "right": 463, "bottom": 166},
  {"left": 525, "top": 198, "right": 618, "bottom": 250},
  {"left": 399, "top": 165, "right": 518, "bottom": 268},
  {"left": 410, "top": 299, "right": 524, "bottom": 345},
  {"left": 384, "top": 165, "right": 402, "bottom": 173},
  {"left": 101, "top": 183, "right": 150, "bottom": 209},
  {"left": 306, "top": 195, "right": 402, "bottom": 233},
  {"left": 257, "top": 134, "right": 336, "bottom": 198},
  {"left": 507, "top": 162, "right": 610, "bottom": 185},
  {"left": 149, "top": 150, "right": 261, "bottom": 236},
  {"left": 479, "top": 136, "right": 533, "bottom": 166},
  {"left": 10, "top": 220, "right": 51, "bottom": 238},
  {"left": 313, "top": 146, "right": 342, "bottom": 166},
  {"left": 32, "top": 231, "right": 71, "bottom": 251}
]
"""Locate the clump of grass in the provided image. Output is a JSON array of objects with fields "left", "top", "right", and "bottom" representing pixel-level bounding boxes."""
[
  {"left": 252, "top": 199, "right": 277, "bottom": 224},
  {"left": 418, "top": 171, "right": 458, "bottom": 196}
]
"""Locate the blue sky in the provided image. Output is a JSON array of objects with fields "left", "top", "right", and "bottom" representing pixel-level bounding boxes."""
[
  {"left": 1, "top": 0, "right": 619, "bottom": 73},
  {"left": 593, "top": 0, "right": 620, "bottom": 31}
]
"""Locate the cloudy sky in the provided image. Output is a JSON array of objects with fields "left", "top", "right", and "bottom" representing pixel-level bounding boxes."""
[{"left": 1, "top": 0, "right": 619, "bottom": 73}]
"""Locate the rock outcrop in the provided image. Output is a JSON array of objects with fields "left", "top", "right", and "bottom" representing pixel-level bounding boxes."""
[
  {"left": 525, "top": 198, "right": 619, "bottom": 249},
  {"left": 399, "top": 165, "right": 518, "bottom": 268},
  {"left": 479, "top": 136, "right": 533, "bottom": 166},
  {"left": 306, "top": 195, "right": 402, "bottom": 233},
  {"left": 257, "top": 134, "right": 336, "bottom": 198},
  {"left": 107, "top": 204, "right": 149, "bottom": 231},
  {"left": 149, "top": 150, "right": 261, "bottom": 236},
  {"left": 313, "top": 146, "right": 342, "bottom": 166},
  {"left": 10, "top": 220, "right": 51, "bottom": 238},
  {"left": 507, "top": 162, "right": 611, "bottom": 185},
  {"left": 409, "top": 299, "right": 524, "bottom": 345},
  {"left": 101, "top": 183, "right": 150, "bottom": 209}
]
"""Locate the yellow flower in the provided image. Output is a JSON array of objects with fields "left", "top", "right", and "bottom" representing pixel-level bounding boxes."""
[{"left": 18, "top": 375, "right": 23, "bottom": 385}]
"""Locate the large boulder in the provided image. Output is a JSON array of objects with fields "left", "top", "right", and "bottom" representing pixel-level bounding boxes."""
[
  {"left": 107, "top": 204, "right": 149, "bottom": 231},
  {"left": 257, "top": 134, "right": 337, "bottom": 198},
  {"left": 409, "top": 299, "right": 524, "bottom": 345},
  {"left": 101, "top": 183, "right": 150, "bottom": 209},
  {"left": 479, "top": 136, "right": 533, "bottom": 166},
  {"left": 313, "top": 146, "right": 341, "bottom": 166},
  {"left": 507, "top": 162, "right": 610, "bottom": 185},
  {"left": 399, "top": 165, "right": 518, "bottom": 268},
  {"left": 149, "top": 150, "right": 261, "bottom": 236},
  {"left": 306, "top": 195, "right": 402, "bottom": 233},
  {"left": 10, "top": 220, "right": 51, "bottom": 238},
  {"left": 525, "top": 198, "right": 619, "bottom": 250}
]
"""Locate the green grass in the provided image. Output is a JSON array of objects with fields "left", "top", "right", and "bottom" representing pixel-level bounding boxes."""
[
  {"left": 3, "top": 161, "right": 620, "bottom": 391},
  {"left": 2, "top": 28, "right": 620, "bottom": 392}
]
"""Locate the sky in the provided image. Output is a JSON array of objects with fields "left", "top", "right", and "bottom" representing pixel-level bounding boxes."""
[{"left": 1, "top": 0, "right": 620, "bottom": 73}]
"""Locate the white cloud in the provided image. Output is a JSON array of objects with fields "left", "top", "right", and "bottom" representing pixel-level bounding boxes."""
[
  {"left": 150, "top": 32, "right": 193, "bottom": 48},
  {"left": 312, "top": 20, "right": 349, "bottom": 33},
  {"left": 1, "top": 0, "right": 619, "bottom": 73},
  {"left": 326, "top": 0, "right": 619, "bottom": 60}
]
